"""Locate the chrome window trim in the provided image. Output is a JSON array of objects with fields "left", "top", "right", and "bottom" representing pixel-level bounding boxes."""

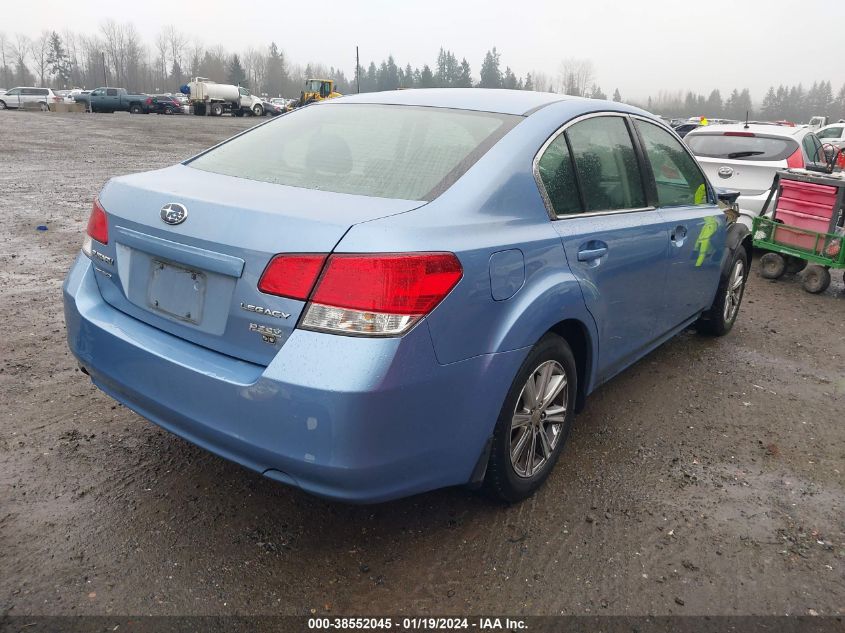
[{"left": 532, "top": 111, "right": 656, "bottom": 220}]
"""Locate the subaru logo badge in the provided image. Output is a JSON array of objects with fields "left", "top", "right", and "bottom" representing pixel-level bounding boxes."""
[
  {"left": 160, "top": 203, "right": 188, "bottom": 225},
  {"left": 717, "top": 166, "right": 734, "bottom": 179}
]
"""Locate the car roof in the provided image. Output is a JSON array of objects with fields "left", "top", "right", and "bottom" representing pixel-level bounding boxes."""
[
  {"left": 687, "top": 123, "right": 809, "bottom": 138},
  {"left": 332, "top": 88, "right": 580, "bottom": 116}
]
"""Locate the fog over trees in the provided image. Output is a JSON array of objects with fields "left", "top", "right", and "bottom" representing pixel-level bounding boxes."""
[{"left": 2, "top": 22, "right": 845, "bottom": 122}]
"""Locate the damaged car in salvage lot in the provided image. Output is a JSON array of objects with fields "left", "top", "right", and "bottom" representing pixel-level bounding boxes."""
[{"left": 62, "top": 89, "right": 751, "bottom": 503}]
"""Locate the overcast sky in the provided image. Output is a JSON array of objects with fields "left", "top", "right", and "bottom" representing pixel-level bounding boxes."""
[{"left": 6, "top": 0, "right": 845, "bottom": 101}]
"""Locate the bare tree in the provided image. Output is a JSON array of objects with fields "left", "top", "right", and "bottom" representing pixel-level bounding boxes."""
[
  {"left": 153, "top": 29, "right": 170, "bottom": 88},
  {"left": 557, "top": 58, "right": 594, "bottom": 97},
  {"left": 163, "top": 25, "right": 184, "bottom": 84},
  {"left": 0, "top": 32, "right": 12, "bottom": 88},
  {"left": 33, "top": 30, "right": 51, "bottom": 86},
  {"left": 10, "top": 34, "right": 32, "bottom": 85}
]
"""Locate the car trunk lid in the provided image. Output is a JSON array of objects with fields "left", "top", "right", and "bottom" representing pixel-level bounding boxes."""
[{"left": 92, "top": 164, "right": 424, "bottom": 365}]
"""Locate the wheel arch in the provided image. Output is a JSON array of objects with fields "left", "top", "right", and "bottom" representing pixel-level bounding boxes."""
[{"left": 548, "top": 318, "right": 593, "bottom": 413}]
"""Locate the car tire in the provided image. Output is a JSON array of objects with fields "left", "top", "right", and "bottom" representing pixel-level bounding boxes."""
[
  {"left": 39, "top": 102, "right": 48, "bottom": 111},
  {"left": 0, "top": 100, "right": 6, "bottom": 110},
  {"left": 252, "top": 104, "right": 263, "bottom": 116},
  {"left": 129, "top": 104, "right": 142, "bottom": 114},
  {"left": 760, "top": 252, "right": 786, "bottom": 279},
  {"left": 484, "top": 333, "right": 577, "bottom": 503},
  {"left": 697, "top": 247, "right": 748, "bottom": 336},
  {"left": 801, "top": 265, "right": 831, "bottom": 294},
  {"left": 210, "top": 103, "right": 224, "bottom": 117}
]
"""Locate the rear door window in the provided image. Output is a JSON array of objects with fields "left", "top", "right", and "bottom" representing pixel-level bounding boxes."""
[
  {"left": 536, "top": 135, "right": 582, "bottom": 215},
  {"left": 686, "top": 133, "right": 798, "bottom": 161},
  {"left": 106, "top": 89, "right": 118, "bottom": 97},
  {"left": 802, "top": 133, "right": 824, "bottom": 164},
  {"left": 636, "top": 120, "right": 710, "bottom": 207},
  {"left": 565, "top": 116, "right": 646, "bottom": 212}
]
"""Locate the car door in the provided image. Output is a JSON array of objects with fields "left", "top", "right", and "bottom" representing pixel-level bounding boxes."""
[
  {"left": 3, "top": 88, "right": 21, "bottom": 108},
  {"left": 20, "top": 88, "right": 37, "bottom": 107},
  {"left": 632, "top": 117, "right": 726, "bottom": 330},
  {"left": 105, "top": 88, "right": 119, "bottom": 111},
  {"left": 537, "top": 113, "right": 670, "bottom": 383}
]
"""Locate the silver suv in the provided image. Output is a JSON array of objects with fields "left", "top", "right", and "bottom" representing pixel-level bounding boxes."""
[{"left": 0, "top": 87, "right": 59, "bottom": 111}]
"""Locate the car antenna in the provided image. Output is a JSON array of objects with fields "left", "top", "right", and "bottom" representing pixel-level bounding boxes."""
[{"left": 744, "top": 111, "right": 749, "bottom": 130}]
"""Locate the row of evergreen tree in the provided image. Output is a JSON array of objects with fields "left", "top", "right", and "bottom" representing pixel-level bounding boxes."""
[
  {"left": 4, "top": 25, "right": 845, "bottom": 124},
  {"left": 640, "top": 82, "right": 845, "bottom": 123}
]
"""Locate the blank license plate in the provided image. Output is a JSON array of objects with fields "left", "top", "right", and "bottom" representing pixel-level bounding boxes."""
[{"left": 147, "top": 260, "right": 206, "bottom": 324}]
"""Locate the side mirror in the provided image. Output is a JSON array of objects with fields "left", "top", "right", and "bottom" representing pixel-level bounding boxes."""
[{"left": 716, "top": 189, "right": 740, "bottom": 205}]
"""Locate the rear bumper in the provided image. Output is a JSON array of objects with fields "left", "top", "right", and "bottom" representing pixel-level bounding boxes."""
[{"left": 63, "top": 254, "right": 527, "bottom": 503}]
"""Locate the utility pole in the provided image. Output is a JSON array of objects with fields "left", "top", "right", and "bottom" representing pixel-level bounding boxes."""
[{"left": 356, "top": 46, "right": 360, "bottom": 94}]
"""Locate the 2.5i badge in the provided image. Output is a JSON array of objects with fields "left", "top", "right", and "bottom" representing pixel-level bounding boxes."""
[{"left": 249, "top": 322, "right": 282, "bottom": 344}]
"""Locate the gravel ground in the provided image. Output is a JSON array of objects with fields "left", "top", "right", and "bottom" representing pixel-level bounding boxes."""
[{"left": 1, "top": 111, "right": 843, "bottom": 617}]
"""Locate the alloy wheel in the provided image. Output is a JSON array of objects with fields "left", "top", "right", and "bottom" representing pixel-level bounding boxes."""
[
  {"left": 723, "top": 259, "right": 745, "bottom": 323},
  {"left": 509, "top": 360, "right": 568, "bottom": 478}
]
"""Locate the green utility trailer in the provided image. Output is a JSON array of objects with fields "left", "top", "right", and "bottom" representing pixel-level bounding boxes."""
[{"left": 753, "top": 169, "right": 845, "bottom": 294}]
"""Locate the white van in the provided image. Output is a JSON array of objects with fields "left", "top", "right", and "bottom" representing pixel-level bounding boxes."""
[{"left": 0, "top": 87, "right": 60, "bottom": 110}]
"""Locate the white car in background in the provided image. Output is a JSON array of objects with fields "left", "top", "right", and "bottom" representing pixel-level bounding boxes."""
[
  {"left": 685, "top": 123, "right": 827, "bottom": 230},
  {"left": 0, "top": 86, "right": 61, "bottom": 110},
  {"left": 816, "top": 123, "right": 845, "bottom": 150}
]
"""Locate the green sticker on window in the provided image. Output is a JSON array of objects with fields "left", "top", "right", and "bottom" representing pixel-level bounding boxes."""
[{"left": 694, "top": 184, "right": 707, "bottom": 205}]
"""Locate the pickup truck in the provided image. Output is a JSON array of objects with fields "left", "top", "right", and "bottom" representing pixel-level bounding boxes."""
[{"left": 74, "top": 87, "right": 149, "bottom": 114}]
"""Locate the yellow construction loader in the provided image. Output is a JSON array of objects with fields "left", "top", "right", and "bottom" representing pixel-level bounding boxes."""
[{"left": 291, "top": 79, "right": 342, "bottom": 109}]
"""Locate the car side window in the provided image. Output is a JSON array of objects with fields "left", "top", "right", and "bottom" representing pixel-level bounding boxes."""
[
  {"left": 106, "top": 89, "right": 118, "bottom": 97},
  {"left": 537, "top": 134, "right": 582, "bottom": 216},
  {"left": 636, "top": 120, "right": 709, "bottom": 207},
  {"left": 6, "top": 88, "right": 20, "bottom": 95},
  {"left": 22, "top": 88, "right": 35, "bottom": 95},
  {"left": 803, "top": 133, "right": 822, "bottom": 163},
  {"left": 566, "top": 116, "right": 646, "bottom": 212}
]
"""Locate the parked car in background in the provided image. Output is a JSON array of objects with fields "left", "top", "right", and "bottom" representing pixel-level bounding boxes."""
[
  {"left": 146, "top": 95, "right": 184, "bottom": 115},
  {"left": 685, "top": 123, "right": 827, "bottom": 229},
  {"left": 75, "top": 87, "right": 149, "bottom": 114},
  {"left": 261, "top": 100, "right": 284, "bottom": 116},
  {"left": 0, "top": 87, "right": 61, "bottom": 110},
  {"left": 63, "top": 89, "right": 750, "bottom": 503},
  {"left": 673, "top": 122, "right": 701, "bottom": 138},
  {"left": 816, "top": 123, "right": 845, "bottom": 150}
]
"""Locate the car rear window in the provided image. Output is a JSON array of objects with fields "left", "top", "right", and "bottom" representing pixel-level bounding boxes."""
[
  {"left": 188, "top": 103, "right": 520, "bottom": 200},
  {"left": 686, "top": 133, "right": 798, "bottom": 161}
]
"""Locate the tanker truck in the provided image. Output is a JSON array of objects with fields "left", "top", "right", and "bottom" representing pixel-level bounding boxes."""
[{"left": 187, "top": 77, "right": 265, "bottom": 117}]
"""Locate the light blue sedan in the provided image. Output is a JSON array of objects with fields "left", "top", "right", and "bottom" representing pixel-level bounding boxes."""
[{"left": 63, "top": 89, "right": 750, "bottom": 503}]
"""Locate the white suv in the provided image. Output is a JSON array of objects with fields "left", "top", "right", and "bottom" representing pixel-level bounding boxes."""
[
  {"left": 685, "top": 123, "right": 826, "bottom": 229},
  {"left": 0, "top": 87, "right": 60, "bottom": 110}
]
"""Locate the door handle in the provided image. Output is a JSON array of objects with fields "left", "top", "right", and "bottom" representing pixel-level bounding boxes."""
[
  {"left": 671, "top": 225, "right": 688, "bottom": 245},
  {"left": 577, "top": 245, "right": 608, "bottom": 262}
]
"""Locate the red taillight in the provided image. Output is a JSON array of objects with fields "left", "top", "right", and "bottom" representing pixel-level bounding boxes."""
[
  {"left": 146, "top": 97, "right": 152, "bottom": 105},
  {"left": 787, "top": 147, "right": 804, "bottom": 169},
  {"left": 312, "top": 253, "right": 463, "bottom": 315},
  {"left": 86, "top": 197, "right": 109, "bottom": 244},
  {"left": 724, "top": 132, "right": 756, "bottom": 137},
  {"left": 258, "top": 254, "right": 327, "bottom": 300},
  {"left": 258, "top": 252, "right": 463, "bottom": 336}
]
